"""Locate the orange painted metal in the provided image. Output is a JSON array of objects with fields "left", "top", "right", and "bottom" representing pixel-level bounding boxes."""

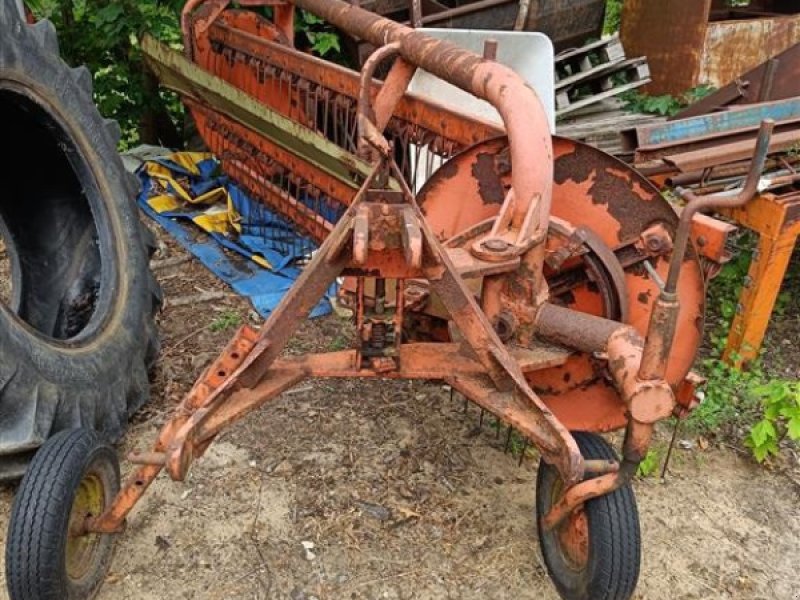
[
  {"left": 86, "top": 0, "right": 748, "bottom": 575},
  {"left": 719, "top": 191, "right": 800, "bottom": 367},
  {"left": 419, "top": 135, "right": 706, "bottom": 432}
]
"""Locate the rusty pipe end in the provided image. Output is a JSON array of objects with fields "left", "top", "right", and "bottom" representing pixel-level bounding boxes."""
[{"left": 606, "top": 329, "right": 675, "bottom": 423}]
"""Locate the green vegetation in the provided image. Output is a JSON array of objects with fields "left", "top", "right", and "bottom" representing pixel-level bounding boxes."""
[
  {"left": 25, "top": 0, "right": 186, "bottom": 149},
  {"left": 746, "top": 381, "right": 800, "bottom": 462},
  {"left": 623, "top": 85, "right": 716, "bottom": 117},
  {"left": 688, "top": 238, "right": 799, "bottom": 463},
  {"left": 296, "top": 9, "right": 343, "bottom": 59},
  {"left": 210, "top": 310, "right": 243, "bottom": 332},
  {"left": 636, "top": 447, "right": 660, "bottom": 477},
  {"left": 603, "top": 0, "right": 622, "bottom": 35}
]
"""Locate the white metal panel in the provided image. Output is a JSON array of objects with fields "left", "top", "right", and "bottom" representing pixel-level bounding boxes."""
[{"left": 408, "top": 28, "right": 556, "bottom": 133}]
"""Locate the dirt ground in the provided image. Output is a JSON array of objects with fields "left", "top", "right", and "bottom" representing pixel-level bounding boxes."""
[{"left": 0, "top": 226, "right": 798, "bottom": 599}]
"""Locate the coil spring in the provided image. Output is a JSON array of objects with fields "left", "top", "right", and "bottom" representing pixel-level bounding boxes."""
[{"left": 370, "top": 322, "right": 388, "bottom": 349}]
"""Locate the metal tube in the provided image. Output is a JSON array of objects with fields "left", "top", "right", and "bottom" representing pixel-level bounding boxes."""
[
  {"left": 289, "top": 0, "right": 554, "bottom": 237},
  {"left": 536, "top": 303, "right": 675, "bottom": 424},
  {"left": 665, "top": 119, "right": 775, "bottom": 294},
  {"left": 357, "top": 42, "right": 402, "bottom": 158},
  {"left": 535, "top": 302, "right": 623, "bottom": 354}
]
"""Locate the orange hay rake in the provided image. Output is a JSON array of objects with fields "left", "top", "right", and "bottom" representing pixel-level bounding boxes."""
[{"left": 6, "top": 1, "right": 774, "bottom": 598}]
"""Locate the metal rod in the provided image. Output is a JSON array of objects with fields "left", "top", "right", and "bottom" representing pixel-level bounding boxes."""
[
  {"left": 660, "top": 418, "right": 681, "bottom": 479},
  {"left": 410, "top": 0, "right": 422, "bottom": 27},
  {"left": 667, "top": 119, "right": 775, "bottom": 295}
]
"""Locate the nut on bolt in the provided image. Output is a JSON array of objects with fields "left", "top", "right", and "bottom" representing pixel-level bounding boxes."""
[
  {"left": 639, "top": 224, "right": 673, "bottom": 256},
  {"left": 482, "top": 238, "right": 510, "bottom": 253}
]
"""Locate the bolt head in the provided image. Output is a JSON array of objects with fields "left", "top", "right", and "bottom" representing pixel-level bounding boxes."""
[
  {"left": 482, "top": 238, "right": 509, "bottom": 253},
  {"left": 645, "top": 236, "right": 662, "bottom": 251}
]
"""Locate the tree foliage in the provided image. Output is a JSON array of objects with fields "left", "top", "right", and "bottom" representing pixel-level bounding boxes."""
[
  {"left": 26, "top": 0, "right": 185, "bottom": 149},
  {"left": 603, "top": 0, "right": 622, "bottom": 35}
]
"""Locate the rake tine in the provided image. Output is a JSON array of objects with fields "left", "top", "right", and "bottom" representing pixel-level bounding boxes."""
[
  {"left": 660, "top": 417, "right": 681, "bottom": 480},
  {"left": 496, "top": 418, "right": 501, "bottom": 439},
  {"left": 518, "top": 441, "right": 529, "bottom": 467},
  {"left": 449, "top": 386, "right": 454, "bottom": 402},
  {"left": 479, "top": 409, "right": 485, "bottom": 429},
  {"left": 504, "top": 426, "right": 512, "bottom": 454}
]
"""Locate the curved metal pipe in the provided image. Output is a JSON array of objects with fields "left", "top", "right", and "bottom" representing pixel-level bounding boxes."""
[
  {"left": 667, "top": 118, "right": 775, "bottom": 294},
  {"left": 289, "top": 0, "right": 554, "bottom": 237},
  {"left": 356, "top": 42, "right": 402, "bottom": 157}
]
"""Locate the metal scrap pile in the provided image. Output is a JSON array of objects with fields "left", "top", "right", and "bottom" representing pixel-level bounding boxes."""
[
  {"left": 616, "top": 9, "right": 800, "bottom": 367},
  {"left": 625, "top": 98, "right": 800, "bottom": 193}
]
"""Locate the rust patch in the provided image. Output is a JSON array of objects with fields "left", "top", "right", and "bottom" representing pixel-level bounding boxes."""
[
  {"left": 588, "top": 169, "right": 672, "bottom": 243},
  {"left": 637, "top": 291, "right": 651, "bottom": 305},
  {"left": 472, "top": 151, "right": 505, "bottom": 205},
  {"left": 554, "top": 142, "right": 680, "bottom": 243},
  {"left": 553, "top": 145, "right": 594, "bottom": 185}
]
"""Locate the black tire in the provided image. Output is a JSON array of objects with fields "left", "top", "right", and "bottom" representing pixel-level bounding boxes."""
[
  {"left": 536, "top": 432, "right": 641, "bottom": 600},
  {"left": 6, "top": 428, "right": 121, "bottom": 600},
  {"left": 0, "top": 1, "right": 161, "bottom": 479}
]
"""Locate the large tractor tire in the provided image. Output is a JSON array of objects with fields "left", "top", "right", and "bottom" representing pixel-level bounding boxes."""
[{"left": 0, "top": 0, "right": 161, "bottom": 479}]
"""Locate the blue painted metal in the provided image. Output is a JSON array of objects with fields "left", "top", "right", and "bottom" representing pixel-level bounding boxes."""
[{"left": 634, "top": 98, "right": 800, "bottom": 149}]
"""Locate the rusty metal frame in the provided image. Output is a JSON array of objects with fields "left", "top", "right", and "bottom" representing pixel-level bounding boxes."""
[{"left": 83, "top": 0, "right": 768, "bottom": 542}]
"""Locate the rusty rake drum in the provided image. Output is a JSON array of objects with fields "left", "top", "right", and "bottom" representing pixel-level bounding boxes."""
[{"left": 5, "top": 1, "right": 773, "bottom": 599}]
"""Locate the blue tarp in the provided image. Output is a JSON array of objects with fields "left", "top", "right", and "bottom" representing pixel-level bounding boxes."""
[{"left": 137, "top": 154, "right": 333, "bottom": 318}]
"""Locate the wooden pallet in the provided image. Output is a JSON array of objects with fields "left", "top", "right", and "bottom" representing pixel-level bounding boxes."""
[
  {"left": 555, "top": 36, "right": 627, "bottom": 85},
  {"left": 555, "top": 36, "right": 650, "bottom": 118}
]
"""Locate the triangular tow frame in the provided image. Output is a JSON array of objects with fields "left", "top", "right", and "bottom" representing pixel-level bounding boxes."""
[
  {"left": 85, "top": 32, "right": 690, "bottom": 537},
  {"left": 85, "top": 152, "right": 589, "bottom": 534}
]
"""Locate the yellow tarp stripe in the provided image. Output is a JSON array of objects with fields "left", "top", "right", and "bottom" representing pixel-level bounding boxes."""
[
  {"left": 146, "top": 152, "right": 271, "bottom": 270},
  {"left": 148, "top": 194, "right": 182, "bottom": 213}
]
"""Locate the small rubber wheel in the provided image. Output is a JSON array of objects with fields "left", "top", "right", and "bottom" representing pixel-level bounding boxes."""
[
  {"left": 6, "top": 429, "right": 121, "bottom": 600},
  {"left": 536, "top": 432, "right": 641, "bottom": 600}
]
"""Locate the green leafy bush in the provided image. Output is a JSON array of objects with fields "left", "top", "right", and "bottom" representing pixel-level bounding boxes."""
[
  {"left": 26, "top": 0, "right": 185, "bottom": 149},
  {"left": 746, "top": 381, "right": 800, "bottom": 462},
  {"left": 623, "top": 85, "right": 716, "bottom": 117}
]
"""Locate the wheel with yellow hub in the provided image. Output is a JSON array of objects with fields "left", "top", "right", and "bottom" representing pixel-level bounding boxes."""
[{"left": 5, "top": 429, "right": 120, "bottom": 600}]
